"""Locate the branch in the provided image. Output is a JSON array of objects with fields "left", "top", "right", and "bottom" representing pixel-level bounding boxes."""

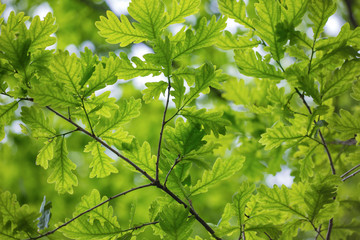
[
  {"left": 330, "top": 138, "right": 357, "bottom": 146},
  {"left": 342, "top": 168, "right": 360, "bottom": 182},
  {"left": 341, "top": 163, "right": 360, "bottom": 178},
  {"left": 295, "top": 88, "right": 336, "bottom": 175},
  {"left": 156, "top": 78, "right": 172, "bottom": 181},
  {"left": 119, "top": 221, "right": 159, "bottom": 233},
  {"left": 315, "top": 225, "right": 322, "bottom": 240},
  {"left": 27, "top": 184, "right": 153, "bottom": 240}
]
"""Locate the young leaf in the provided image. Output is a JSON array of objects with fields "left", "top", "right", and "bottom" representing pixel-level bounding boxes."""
[
  {"left": 51, "top": 50, "right": 82, "bottom": 95},
  {"left": 170, "top": 76, "right": 186, "bottom": 109},
  {"left": 164, "top": 118, "right": 206, "bottom": 156},
  {"left": 36, "top": 196, "right": 52, "bottom": 230},
  {"left": 321, "top": 60, "right": 360, "bottom": 101},
  {"left": 216, "top": 31, "right": 260, "bottom": 50},
  {"left": 308, "top": 0, "right": 336, "bottom": 40},
  {"left": 29, "top": 84, "right": 81, "bottom": 108},
  {"left": 142, "top": 81, "right": 168, "bottom": 104},
  {"left": 47, "top": 137, "right": 78, "bottom": 194},
  {"left": 234, "top": 49, "right": 284, "bottom": 80},
  {"left": 294, "top": 144, "right": 319, "bottom": 181},
  {"left": 328, "top": 109, "right": 360, "bottom": 136},
  {"left": 218, "top": 0, "right": 254, "bottom": 29},
  {"left": 159, "top": 203, "right": 194, "bottom": 240},
  {"left": 83, "top": 55, "right": 122, "bottom": 97},
  {"left": 121, "top": 139, "right": 156, "bottom": 176},
  {"left": 253, "top": 0, "right": 284, "bottom": 61},
  {"left": 164, "top": 0, "right": 201, "bottom": 27},
  {"left": 282, "top": 0, "right": 309, "bottom": 27},
  {"left": 190, "top": 156, "right": 245, "bottom": 196},
  {"left": 79, "top": 48, "right": 98, "bottom": 88},
  {"left": 29, "top": 12, "right": 57, "bottom": 51},
  {"left": 21, "top": 106, "right": 56, "bottom": 138},
  {"left": 36, "top": 139, "right": 56, "bottom": 169},
  {"left": 128, "top": 0, "right": 167, "bottom": 39},
  {"left": 222, "top": 78, "right": 250, "bottom": 105},
  {"left": 84, "top": 141, "right": 118, "bottom": 178},
  {"left": 95, "top": 11, "right": 147, "bottom": 47},
  {"left": 0, "top": 101, "right": 18, "bottom": 141},
  {"left": 232, "top": 183, "right": 255, "bottom": 229},
  {"left": 181, "top": 107, "right": 230, "bottom": 137},
  {"left": 96, "top": 97, "right": 141, "bottom": 136},
  {"left": 117, "top": 52, "right": 162, "bottom": 80},
  {"left": 259, "top": 124, "right": 306, "bottom": 150},
  {"left": 172, "top": 15, "right": 227, "bottom": 59}
]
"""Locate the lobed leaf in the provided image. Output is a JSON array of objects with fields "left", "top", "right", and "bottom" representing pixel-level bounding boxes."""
[
  {"left": 95, "top": 11, "right": 147, "bottom": 47},
  {"left": 218, "top": 0, "right": 253, "bottom": 29},
  {"left": 21, "top": 106, "right": 56, "bottom": 138},
  {"left": 47, "top": 137, "right": 78, "bottom": 194},
  {"left": 328, "top": 109, "right": 360, "bottom": 136},
  {"left": 181, "top": 107, "right": 230, "bottom": 137},
  {"left": 164, "top": 0, "right": 201, "bottom": 27},
  {"left": 84, "top": 141, "right": 118, "bottom": 178},
  {"left": 36, "top": 139, "right": 56, "bottom": 169},
  {"left": 235, "top": 49, "right": 284, "bottom": 80},
  {"left": 308, "top": 0, "right": 336, "bottom": 40},
  {"left": 190, "top": 156, "right": 245, "bottom": 196},
  {"left": 282, "top": 0, "right": 309, "bottom": 27},
  {"left": 142, "top": 81, "right": 168, "bottom": 104},
  {"left": 0, "top": 101, "right": 18, "bottom": 141},
  {"left": 216, "top": 31, "right": 260, "bottom": 50},
  {"left": 29, "top": 12, "right": 57, "bottom": 51}
]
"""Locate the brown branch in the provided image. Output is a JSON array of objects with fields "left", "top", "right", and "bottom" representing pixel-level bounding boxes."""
[
  {"left": 156, "top": 78, "right": 172, "bottom": 181},
  {"left": 330, "top": 138, "right": 357, "bottom": 146},
  {"left": 119, "top": 220, "right": 159, "bottom": 233},
  {"left": 325, "top": 218, "right": 333, "bottom": 240},
  {"left": 164, "top": 154, "right": 181, "bottom": 187},
  {"left": 342, "top": 169, "right": 360, "bottom": 182},
  {"left": 315, "top": 224, "right": 322, "bottom": 240},
  {"left": 341, "top": 163, "right": 360, "bottom": 178},
  {"left": 27, "top": 184, "right": 154, "bottom": 240}
]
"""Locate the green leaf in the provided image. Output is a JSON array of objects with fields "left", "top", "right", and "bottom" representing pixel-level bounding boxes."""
[
  {"left": 29, "top": 12, "right": 57, "bottom": 51},
  {"left": 84, "top": 91, "right": 119, "bottom": 118},
  {"left": 218, "top": 0, "right": 254, "bottom": 29},
  {"left": 308, "top": 0, "right": 336, "bottom": 40},
  {"left": 96, "top": 97, "right": 141, "bottom": 136},
  {"left": 95, "top": 11, "right": 147, "bottom": 47},
  {"left": 234, "top": 49, "right": 284, "bottom": 80},
  {"left": 253, "top": 0, "right": 284, "bottom": 61},
  {"left": 282, "top": 0, "right": 309, "bottom": 27},
  {"left": 190, "top": 156, "right": 245, "bottom": 196},
  {"left": 142, "top": 81, "right": 168, "bottom": 104},
  {"left": 0, "top": 101, "right": 18, "bottom": 141},
  {"left": 259, "top": 124, "right": 306, "bottom": 150},
  {"left": 183, "top": 63, "right": 220, "bottom": 106},
  {"left": 79, "top": 48, "right": 98, "bottom": 88},
  {"left": 29, "top": 83, "right": 81, "bottom": 108},
  {"left": 83, "top": 55, "right": 121, "bottom": 97},
  {"left": 222, "top": 78, "right": 250, "bottom": 105},
  {"left": 144, "top": 37, "right": 173, "bottom": 74},
  {"left": 173, "top": 16, "right": 227, "bottom": 59},
  {"left": 303, "top": 175, "right": 338, "bottom": 222},
  {"left": 0, "top": 3, "right": 5, "bottom": 25},
  {"left": 321, "top": 60, "right": 360, "bottom": 101},
  {"left": 328, "top": 109, "right": 360, "bottom": 136},
  {"left": 159, "top": 203, "right": 194, "bottom": 240},
  {"left": 51, "top": 50, "right": 81, "bottom": 95},
  {"left": 181, "top": 107, "right": 230, "bottom": 137},
  {"left": 171, "top": 76, "right": 186, "bottom": 109},
  {"left": 121, "top": 139, "right": 156, "bottom": 176},
  {"left": 21, "top": 106, "right": 56, "bottom": 138},
  {"left": 164, "top": 118, "right": 206, "bottom": 156},
  {"left": 257, "top": 185, "right": 306, "bottom": 218},
  {"left": 351, "top": 79, "right": 360, "bottom": 101},
  {"left": 128, "top": 0, "right": 167, "bottom": 39},
  {"left": 232, "top": 183, "right": 255, "bottom": 229},
  {"left": 84, "top": 141, "right": 118, "bottom": 178},
  {"left": 47, "top": 137, "right": 78, "bottom": 194},
  {"left": 36, "top": 196, "right": 52, "bottom": 230},
  {"left": 164, "top": 0, "right": 201, "bottom": 27},
  {"left": 294, "top": 144, "right": 319, "bottom": 182},
  {"left": 72, "top": 189, "right": 120, "bottom": 227},
  {"left": 101, "top": 129, "right": 134, "bottom": 149},
  {"left": 216, "top": 31, "right": 260, "bottom": 50},
  {"left": 117, "top": 52, "right": 161, "bottom": 80},
  {"left": 36, "top": 139, "right": 56, "bottom": 169}
]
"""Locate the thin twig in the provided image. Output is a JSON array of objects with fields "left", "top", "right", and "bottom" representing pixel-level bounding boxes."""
[
  {"left": 120, "top": 221, "right": 159, "bottom": 233},
  {"left": 315, "top": 224, "right": 322, "bottom": 240},
  {"left": 325, "top": 218, "right": 333, "bottom": 240},
  {"left": 27, "top": 184, "right": 154, "bottom": 240},
  {"left": 342, "top": 169, "right": 360, "bottom": 182},
  {"left": 48, "top": 128, "right": 79, "bottom": 139},
  {"left": 164, "top": 154, "right": 181, "bottom": 187},
  {"left": 295, "top": 88, "right": 336, "bottom": 175},
  {"left": 81, "top": 98, "right": 95, "bottom": 136},
  {"left": 241, "top": 225, "right": 246, "bottom": 240},
  {"left": 341, "top": 163, "right": 360, "bottom": 178},
  {"left": 156, "top": 78, "right": 172, "bottom": 181},
  {"left": 330, "top": 138, "right": 357, "bottom": 146}
]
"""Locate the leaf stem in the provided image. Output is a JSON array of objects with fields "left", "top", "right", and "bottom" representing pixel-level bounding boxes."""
[
  {"left": 27, "top": 184, "right": 154, "bottom": 240},
  {"left": 155, "top": 77, "right": 172, "bottom": 181},
  {"left": 81, "top": 98, "right": 95, "bottom": 136}
]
